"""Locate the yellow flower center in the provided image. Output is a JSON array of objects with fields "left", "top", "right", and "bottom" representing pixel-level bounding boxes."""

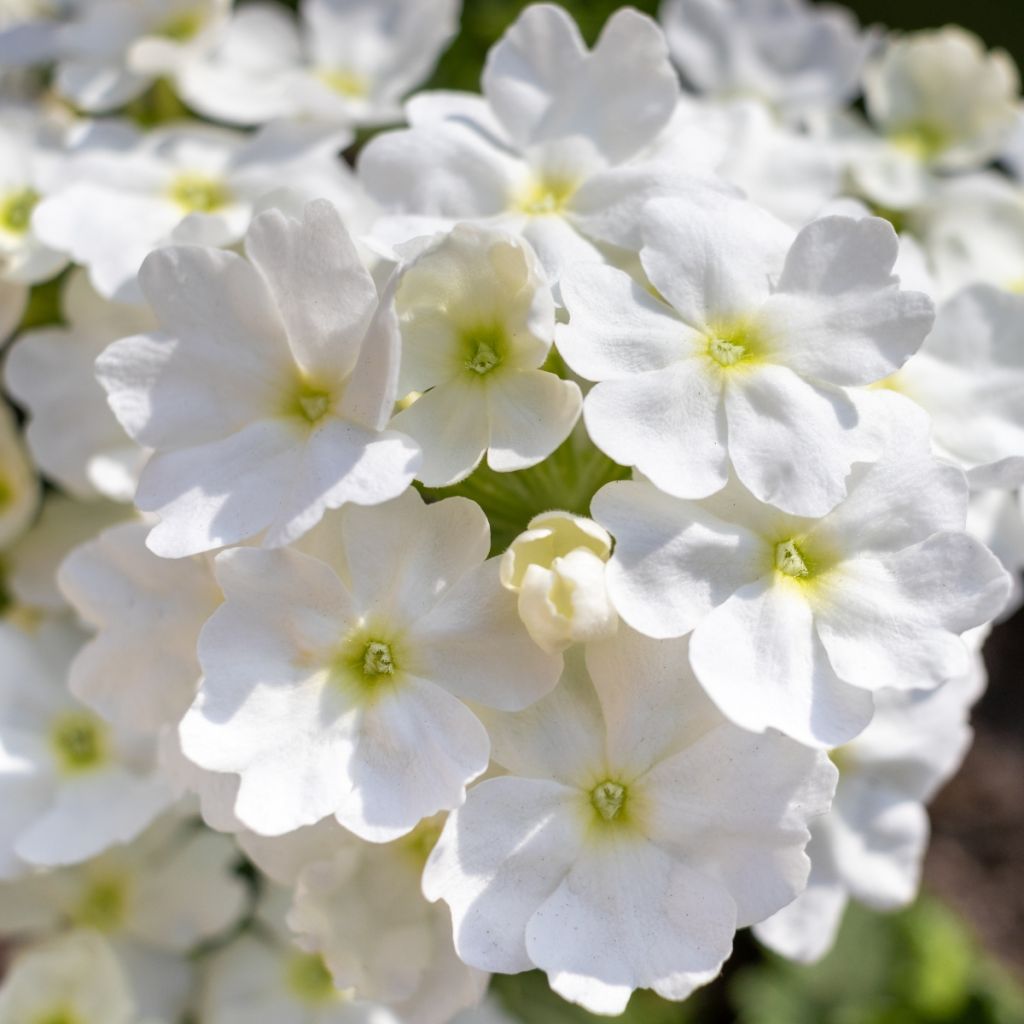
[
  {"left": 318, "top": 69, "right": 369, "bottom": 98},
  {"left": 888, "top": 122, "right": 950, "bottom": 162},
  {"left": 515, "top": 174, "right": 579, "bottom": 216},
  {"left": 168, "top": 173, "right": 230, "bottom": 213},
  {"left": 775, "top": 539, "right": 811, "bottom": 579},
  {"left": 708, "top": 337, "right": 747, "bottom": 367},
  {"left": 0, "top": 187, "right": 40, "bottom": 235}
]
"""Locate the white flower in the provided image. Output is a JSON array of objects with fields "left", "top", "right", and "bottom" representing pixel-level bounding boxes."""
[
  {"left": 652, "top": 99, "right": 845, "bottom": 228},
  {"left": 241, "top": 819, "right": 487, "bottom": 1024},
  {"left": 911, "top": 174, "right": 1024, "bottom": 297},
  {"left": 864, "top": 27, "right": 1020, "bottom": 174},
  {"left": 0, "top": 105, "right": 68, "bottom": 338},
  {"left": 3, "top": 494, "right": 129, "bottom": 614},
  {"left": 500, "top": 511, "right": 618, "bottom": 654},
  {"left": 593, "top": 399, "right": 1011, "bottom": 746},
  {"left": 96, "top": 200, "right": 420, "bottom": 558},
  {"left": 179, "top": 490, "right": 563, "bottom": 841},
  {"left": 389, "top": 224, "right": 581, "bottom": 486},
  {"left": 0, "top": 929, "right": 137, "bottom": 1024},
  {"left": 424, "top": 628, "right": 836, "bottom": 1015},
  {"left": 33, "top": 119, "right": 359, "bottom": 303},
  {"left": 49, "top": 0, "right": 231, "bottom": 113},
  {"left": 359, "top": 3, "right": 705, "bottom": 282},
  {"left": 0, "top": 813, "right": 247, "bottom": 948},
  {"left": 198, "top": 907, "right": 401, "bottom": 1024},
  {"left": 660, "top": 0, "right": 873, "bottom": 118},
  {"left": 0, "top": 813, "right": 246, "bottom": 1021},
  {"left": 0, "top": 617, "right": 173, "bottom": 876},
  {"left": 5, "top": 269, "right": 153, "bottom": 501},
  {"left": 58, "top": 520, "right": 222, "bottom": 733},
  {"left": 755, "top": 660, "right": 981, "bottom": 962},
  {"left": 180, "top": 0, "right": 462, "bottom": 129},
  {"left": 558, "top": 194, "right": 934, "bottom": 516},
  {"left": 0, "top": 397, "right": 40, "bottom": 549},
  {"left": 877, "top": 285, "right": 1024, "bottom": 474}
]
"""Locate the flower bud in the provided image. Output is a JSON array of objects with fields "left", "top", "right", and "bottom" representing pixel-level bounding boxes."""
[{"left": 501, "top": 511, "right": 618, "bottom": 654}]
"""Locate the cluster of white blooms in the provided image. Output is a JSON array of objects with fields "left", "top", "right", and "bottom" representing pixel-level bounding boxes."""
[{"left": 0, "top": 0, "right": 1021, "bottom": 1020}]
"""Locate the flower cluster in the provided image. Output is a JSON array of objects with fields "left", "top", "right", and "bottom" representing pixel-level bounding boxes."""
[{"left": 0, "top": 1, "right": 1021, "bottom": 1021}]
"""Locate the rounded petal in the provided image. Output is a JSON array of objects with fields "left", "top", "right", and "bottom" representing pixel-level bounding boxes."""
[
  {"left": 339, "top": 491, "right": 491, "bottom": 623},
  {"left": 486, "top": 370, "right": 581, "bottom": 473},
  {"left": 639, "top": 194, "right": 792, "bottom": 329},
  {"left": 525, "top": 840, "right": 735, "bottom": 1015},
  {"left": 584, "top": 363, "right": 729, "bottom": 500},
  {"left": 244, "top": 201, "right": 378, "bottom": 383},
  {"left": 414, "top": 559, "right": 564, "bottom": 711},
  {"left": 332, "top": 676, "right": 490, "bottom": 843},
  {"left": 594, "top": 480, "right": 766, "bottom": 639},
  {"left": 724, "top": 364, "right": 864, "bottom": 517},
  {"left": 557, "top": 262, "right": 700, "bottom": 380},
  {"left": 760, "top": 216, "right": 935, "bottom": 385},
  {"left": 390, "top": 381, "right": 490, "bottom": 488},
  {"left": 689, "top": 577, "right": 876, "bottom": 748},
  {"left": 423, "top": 776, "right": 584, "bottom": 974},
  {"left": 813, "top": 535, "right": 1011, "bottom": 693}
]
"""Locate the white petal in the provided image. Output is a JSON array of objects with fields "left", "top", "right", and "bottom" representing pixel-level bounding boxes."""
[
  {"left": 813, "top": 535, "right": 1011, "bottom": 692},
  {"left": 98, "top": 246, "right": 291, "bottom": 449},
  {"left": 486, "top": 370, "right": 581, "bottom": 472},
  {"left": 480, "top": 648, "right": 607, "bottom": 784},
  {"left": 414, "top": 559, "right": 564, "bottom": 711},
  {"left": 594, "top": 480, "right": 766, "bottom": 639},
  {"left": 423, "top": 776, "right": 584, "bottom": 974},
  {"left": 644, "top": 728, "right": 836, "bottom": 926},
  {"left": 340, "top": 491, "right": 490, "bottom": 622},
  {"left": 526, "top": 839, "right": 735, "bottom": 1015},
  {"left": 390, "top": 381, "right": 490, "bottom": 488},
  {"left": 557, "top": 262, "right": 699, "bottom": 380},
  {"left": 689, "top": 577, "right": 875, "bottom": 748},
  {"left": 760, "top": 216, "right": 934, "bottom": 385},
  {"left": 724, "top": 364, "right": 863, "bottom": 517},
  {"left": 585, "top": 363, "right": 729, "bottom": 500},
  {"left": 639, "top": 194, "right": 792, "bottom": 329},
  {"left": 244, "top": 201, "right": 378, "bottom": 383},
  {"left": 333, "top": 677, "right": 490, "bottom": 843},
  {"left": 830, "top": 778, "right": 929, "bottom": 908}
]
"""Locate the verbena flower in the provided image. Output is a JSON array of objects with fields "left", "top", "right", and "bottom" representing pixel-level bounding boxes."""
[
  {"left": 96, "top": 200, "right": 420, "bottom": 557},
  {"left": 424, "top": 628, "right": 836, "bottom": 1014}
]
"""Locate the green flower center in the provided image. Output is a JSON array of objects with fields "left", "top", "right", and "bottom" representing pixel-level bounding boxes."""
[
  {"left": 168, "top": 173, "right": 230, "bottom": 213},
  {"left": 462, "top": 325, "right": 507, "bottom": 378},
  {"left": 74, "top": 878, "right": 128, "bottom": 932},
  {"left": 158, "top": 9, "right": 205, "bottom": 41},
  {"left": 362, "top": 640, "right": 395, "bottom": 677},
  {"left": 34, "top": 1009, "right": 81, "bottom": 1024},
  {"left": 0, "top": 187, "right": 40, "bottom": 235},
  {"left": 50, "top": 712, "right": 108, "bottom": 776},
  {"left": 590, "top": 780, "right": 628, "bottom": 823},
  {"left": 286, "top": 953, "right": 338, "bottom": 1005},
  {"left": 775, "top": 539, "right": 811, "bottom": 579}
]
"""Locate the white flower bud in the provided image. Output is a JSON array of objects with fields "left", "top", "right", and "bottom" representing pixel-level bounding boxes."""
[{"left": 501, "top": 511, "right": 618, "bottom": 654}]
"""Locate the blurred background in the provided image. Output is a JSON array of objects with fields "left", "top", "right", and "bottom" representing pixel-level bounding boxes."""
[{"left": 386, "top": 2, "right": 1024, "bottom": 1021}]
